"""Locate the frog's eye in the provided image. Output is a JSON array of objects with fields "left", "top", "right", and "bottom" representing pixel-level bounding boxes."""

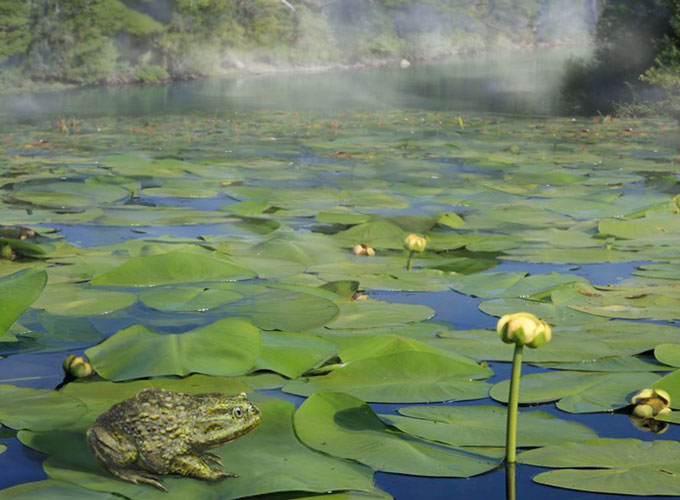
[{"left": 233, "top": 407, "right": 243, "bottom": 419}]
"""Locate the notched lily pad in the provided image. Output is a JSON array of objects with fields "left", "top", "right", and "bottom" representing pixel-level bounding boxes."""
[
  {"left": 294, "top": 392, "right": 501, "bottom": 477},
  {"left": 520, "top": 438, "right": 680, "bottom": 496},
  {"left": 85, "top": 318, "right": 261, "bottom": 381}
]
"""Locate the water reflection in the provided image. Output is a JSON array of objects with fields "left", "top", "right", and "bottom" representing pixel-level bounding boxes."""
[{"left": 0, "top": 49, "right": 587, "bottom": 124}]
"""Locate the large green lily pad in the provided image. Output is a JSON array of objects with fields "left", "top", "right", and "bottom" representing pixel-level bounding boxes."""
[
  {"left": 284, "top": 351, "right": 490, "bottom": 403},
  {"left": 91, "top": 251, "right": 255, "bottom": 286},
  {"left": 327, "top": 300, "right": 434, "bottom": 330},
  {"left": 256, "top": 331, "right": 337, "bottom": 378},
  {"left": 490, "top": 371, "right": 660, "bottom": 412},
  {"left": 519, "top": 438, "right": 680, "bottom": 496},
  {"left": 85, "top": 318, "right": 261, "bottom": 381},
  {"left": 655, "top": 343, "right": 680, "bottom": 368},
  {"left": 436, "top": 321, "right": 680, "bottom": 363},
  {"left": 294, "top": 392, "right": 501, "bottom": 477},
  {"left": 384, "top": 405, "right": 596, "bottom": 447},
  {"left": 0, "top": 480, "right": 121, "bottom": 500},
  {"left": 33, "top": 285, "right": 136, "bottom": 316},
  {"left": 0, "top": 269, "right": 47, "bottom": 338},
  {"left": 19, "top": 398, "right": 374, "bottom": 499},
  {"left": 0, "top": 384, "right": 87, "bottom": 431}
]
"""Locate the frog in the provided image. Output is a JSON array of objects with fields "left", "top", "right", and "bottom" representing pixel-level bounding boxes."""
[{"left": 86, "top": 387, "right": 262, "bottom": 491}]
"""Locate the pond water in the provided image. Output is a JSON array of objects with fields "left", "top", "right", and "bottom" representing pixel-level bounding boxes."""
[{"left": 1, "top": 49, "right": 680, "bottom": 500}]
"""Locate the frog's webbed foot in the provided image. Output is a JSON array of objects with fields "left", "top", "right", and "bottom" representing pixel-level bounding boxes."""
[
  {"left": 170, "top": 454, "right": 237, "bottom": 480},
  {"left": 110, "top": 467, "right": 167, "bottom": 492}
]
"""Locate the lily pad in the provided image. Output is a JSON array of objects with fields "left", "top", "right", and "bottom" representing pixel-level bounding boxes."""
[
  {"left": 139, "top": 284, "right": 243, "bottom": 312},
  {"left": 256, "top": 331, "right": 337, "bottom": 378},
  {"left": 283, "top": 351, "right": 490, "bottom": 403},
  {"left": 652, "top": 369, "right": 680, "bottom": 410},
  {"left": 0, "top": 480, "right": 121, "bottom": 500},
  {"left": 384, "top": 405, "right": 597, "bottom": 447},
  {"left": 85, "top": 318, "right": 261, "bottom": 381},
  {"left": 655, "top": 344, "right": 680, "bottom": 368},
  {"left": 91, "top": 251, "right": 255, "bottom": 286},
  {"left": 19, "top": 398, "right": 374, "bottom": 499},
  {"left": 490, "top": 371, "right": 660, "bottom": 413},
  {"left": 10, "top": 182, "right": 129, "bottom": 209},
  {"left": 226, "top": 287, "right": 340, "bottom": 331},
  {"left": 436, "top": 321, "right": 680, "bottom": 363},
  {"left": 327, "top": 300, "right": 434, "bottom": 330},
  {"left": 33, "top": 285, "right": 136, "bottom": 316},
  {"left": 0, "top": 269, "right": 47, "bottom": 337},
  {"left": 519, "top": 438, "right": 680, "bottom": 496},
  {"left": 294, "top": 392, "right": 501, "bottom": 477},
  {"left": 0, "top": 384, "right": 87, "bottom": 431}
]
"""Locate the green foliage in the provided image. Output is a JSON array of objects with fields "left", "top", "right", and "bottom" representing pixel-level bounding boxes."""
[
  {"left": 1, "top": 0, "right": 599, "bottom": 89},
  {"left": 0, "top": 0, "right": 31, "bottom": 60},
  {"left": 561, "top": 0, "right": 678, "bottom": 116}
]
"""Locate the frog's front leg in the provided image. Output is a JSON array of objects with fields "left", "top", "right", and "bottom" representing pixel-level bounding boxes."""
[
  {"left": 169, "top": 453, "right": 237, "bottom": 480},
  {"left": 87, "top": 423, "right": 167, "bottom": 491}
]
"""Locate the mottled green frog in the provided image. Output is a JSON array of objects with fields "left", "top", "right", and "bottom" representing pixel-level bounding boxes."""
[{"left": 87, "top": 388, "right": 261, "bottom": 491}]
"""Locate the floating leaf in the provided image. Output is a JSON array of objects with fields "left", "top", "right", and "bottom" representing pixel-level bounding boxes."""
[
  {"left": 385, "top": 405, "right": 596, "bottom": 447},
  {"left": 10, "top": 182, "right": 129, "bottom": 209},
  {"left": 139, "top": 284, "right": 243, "bottom": 312},
  {"left": 655, "top": 344, "right": 680, "bottom": 368},
  {"left": 436, "top": 321, "right": 680, "bottom": 363},
  {"left": 256, "top": 331, "right": 337, "bottom": 378},
  {"left": 0, "top": 384, "right": 87, "bottom": 431},
  {"left": 19, "top": 398, "right": 374, "bottom": 499},
  {"left": 85, "top": 318, "right": 261, "bottom": 381},
  {"left": 490, "top": 371, "right": 660, "bottom": 413},
  {"left": 294, "top": 392, "right": 501, "bottom": 477},
  {"left": 0, "top": 270, "right": 47, "bottom": 338},
  {"left": 90, "top": 251, "right": 255, "bottom": 286},
  {"left": 224, "top": 286, "right": 339, "bottom": 331},
  {"left": 652, "top": 369, "right": 680, "bottom": 410},
  {"left": 0, "top": 480, "right": 120, "bottom": 500},
  {"left": 33, "top": 285, "right": 136, "bottom": 316},
  {"left": 327, "top": 300, "right": 434, "bottom": 329},
  {"left": 519, "top": 438, "right": 680, "bottom": 496},
  {"left": 284, "top": 351, "right": 490, "bottom": 403}
]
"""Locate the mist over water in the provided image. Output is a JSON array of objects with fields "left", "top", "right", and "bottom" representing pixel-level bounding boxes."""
[{"left": 0, "top": 48, "right": 589, "bottom": 125}]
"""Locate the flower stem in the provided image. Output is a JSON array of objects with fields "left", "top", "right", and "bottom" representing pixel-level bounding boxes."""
[
  {"left": 506, "top": 343, "right": 524, "bottom": 464},
  {"left": 406, "top": 251, "right": 414, "bottom": 270},
  {"left": 505, "top": 462, "right": 516, "bottom": 500}
]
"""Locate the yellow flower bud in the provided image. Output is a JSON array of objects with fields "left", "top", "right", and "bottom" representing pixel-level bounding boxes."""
[
  {"left": 631, "top": 388, "right": 671, "bottom": 418},
  {"left": 0, "top": 243, "right": 14, "bottom": 260},
  {"left": 63, "top": 354, "right": 94, "bottom": 379},
  {"left": 496, "top": 312, "right": 552, "bottom": 349},
  {"left": 352, "top": 244, "right": 375, "bottom": 257},
  {"left": 403, "top": 234, "right": 427, "bottom": 253}
]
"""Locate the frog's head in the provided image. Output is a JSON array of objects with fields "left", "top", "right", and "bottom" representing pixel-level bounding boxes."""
[{"left": 193, "top": 392, "right": 262, "bottom": 447}]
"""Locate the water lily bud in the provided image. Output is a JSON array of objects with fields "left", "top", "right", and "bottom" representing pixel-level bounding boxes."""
[
  {"left": 631, "top": 388, "right": 671, "bottom": 418},
  {"left": 403, "top": 234, "right": 427, "bottom": 253},
  {"left": 0, "top": 243, "right": 13, "bottom": 260},
  {"left": 672, "top": 194, "right": 680, "bottom": 213},
  {"left": 63, "top": 354, "right": 94, "bottom": 379},
  {"left": 352, "top": 244, "right": 375, "bottom": 257},
  {"left": 497, "top": 312, "right": 552, "bottom": 349}
]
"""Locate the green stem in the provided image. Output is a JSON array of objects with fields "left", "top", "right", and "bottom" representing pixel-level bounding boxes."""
[
  {"left": 505, "top": 462, "right": 516, "bottom": 500},
  {"left": 406, "top": 251, "right": 414, "bottom": 270},
  {"left": 506, "top": 343, "right": 524, "bottom": 464}
]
